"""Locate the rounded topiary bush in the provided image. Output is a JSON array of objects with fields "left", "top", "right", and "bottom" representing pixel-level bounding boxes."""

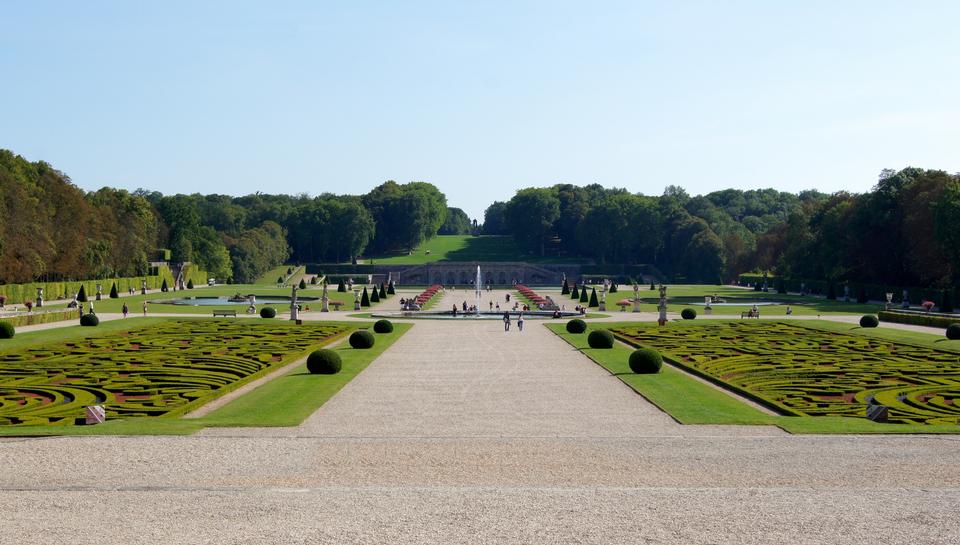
[
  {"left": 859, "top": 314, "right": 879, "bottom": 328},
  {"left": 947, "top": 323, "right": 960, "bottom": 340},
  {"left": 349, "top": 330, "right": 375, "bottom": 349},
  {"left": 80, "top": 314, "right": 99, "bottom": 327},
  {"left": 681, "top": 308, "right": 697, "bottom": 320},
  {"left": 587, "top": 329, "right": 615, "bottom": 349},
  {"left": 0, "top": 321, "right": 14, "bottom": 339},
  {"left": 306, "top": 349, "right": 342, "bottom": 374},
  {"left": 566, "top": 318, "right": 587, "bottom": 334},
  {"left": 260, "top": 307, "right": 277, "bottom": 319},
  {"left": 629, "top": 348, "right": 663, "bottom": 374},
  {"left": 373, "top": 319, "right": 394, "bottom": 333}
]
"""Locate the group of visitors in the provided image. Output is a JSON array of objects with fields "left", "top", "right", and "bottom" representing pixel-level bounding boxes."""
[{"left": 502, "top": 311, "right": 524, "bottom": 332}]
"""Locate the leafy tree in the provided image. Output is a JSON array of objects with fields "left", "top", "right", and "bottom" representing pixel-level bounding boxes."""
[
  {"left": 482, "top": 201, "right": 509, "bottom": 235},
  {"left": 504, "top": 188, "right": 560, "bottom": 256},
  {"left": 439, "top": 207, "right": 472, "bottom": 235}
]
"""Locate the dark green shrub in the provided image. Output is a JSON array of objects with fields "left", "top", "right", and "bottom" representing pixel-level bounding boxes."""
[
  {"left": 299, "top": 278, "right": 307, "bottom": 289},
  {"left": 579, "top": 288, "right": 589, "bottom": 303},
  {"left": 306, "top": 349, "right": 342, "bottom": 374},
  {"left": 879, "top": 310, "right": 958, "bottom": 328},
  {"left": 859, "top": 315, "right": 879, "bottom": 328},
  {"left": 160, "top": 279, "right": 168, "bottom": 292},
  {"left": 387, "top": 282, "right": 395, "bottom": 295},
  {"left": 370, "top": 287, "right": 380, "bottom": 303},
  {"left": 260, "top": 307, "right": 277, "bottom": 319},
  {"left": 310, "top": 275, "right": 318, "bottom": 285},
  {"left": 650, "top": 282, "right": 655, "bottom": 290},
  {"left": 588, "top": 288, "right": 599, "bottom": 308},
  {"left": 587, "top": 329, "right": 615, "bottom": 349},
  {"left": 610, "top": 284, "right": 618, "bottom": 293},
  {"left": 80, "top": 313, "right": 99, "bottom": 327},
  {"left": 360, "top": 287, "right": 370, "bottom": 307},
  {"left": 338, "top": 279, "right": 346, "bottom": 292},
  {"left": 286, "top": 267, "right": 293, "bottom": 275},
  {"left": 379, "top": 284, "right": 387, "bottom": 299},
  {"left": 109, "top": 283, "right": 119, "bottom": 298},
  {"left": 349, "top": 330, "right": 375, "bottom": 349},
  {"left": 561, "top": 279, "right": 570, "bottom": 295},
  {"left": 277, "top": 276, "right": 284, "bottom": 284},
  {"left": 566, "top": 318, "right": 587, "bottom": 333},
  {"left": 571, "top": 284, "right": 580, "bottom": 299},
  {"left": 0, "top": 321, "right": 14, "bottom": 339},
  {"left": 776, "top": 279, "right": 787, "bottom": 294},
  {"left": 373, "top": 319, "right": 394, "bottom": 333},
  {"left": 947, "top": 323, "right": 960, "bottom": 340},
  {"left": 629, "top": 348, "right": 662, "bottom": 374},
  {"left": 187, "top": 279, "right": 194, "bottom": 289},
  {"left": 681, "top": 308, "right": 697, "bottom": 320},
  {"left": 77, "top": 284, "right": 88, "bottom": 302}
]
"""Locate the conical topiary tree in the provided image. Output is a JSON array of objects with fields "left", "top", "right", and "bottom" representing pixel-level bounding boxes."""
[
  {"left": 370, "top": 286, "right": 380, "bottom": 303},
  {"left": 589, "top": 287, "right": 599, "bottom": 307},
  {"left": 299, "top": 278, "right": 307, "bottom": 289},
  {"left": 77, "top": 284, "right": 88, "bottom": 302},
  {"left": 277, "top": 276, "right": 284, "bottom": 284},
  {"left": 579, "top": 287, "right": 589, "bottom": 303},
  {"left": 187, "top": 279, "right": 194, "bottom": 289},
  {"left": 109, "top": 283, "right": 119, "bottom": 299},
  {"left": 337, "top": 279, "right": 346, "bottom": 292},
  {"left": 561, "top": 279, "right": 570, "bottom": 295},
  {"left": 941, "top": 289, "right": 954, "bottom": 313},
  {"left": 361, "top": 286, "right": 370, "bottom": 307},
  {"left": 650, "top": 282, "right": 655, "bottom": 290},
  {"left": 379, "top": 284, "right": 387, "bottom": 299},
  {"left": 827, "top": 282, "right": 836, "bottom": 300},
  {"left": 571, "top": 284, "right": 580, "bottom": 299},
  {"left": 610, "top": 283, "right": 618, "bottom": 293},
  {"left": 387, "top": 281, "right": 395, "bottom": 295},
  {"left": 310, "top": 275, "right": 317, "bottom": 285},
  {"left": 161, "top": 278, "right": 169, "bottom": 292}
]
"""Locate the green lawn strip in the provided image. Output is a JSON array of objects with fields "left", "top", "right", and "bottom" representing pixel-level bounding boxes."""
[
  {"left": 0, "top": 317, "right": 168, "bottom": 351},
  {"left": 791, "top": 319, "right": 960, "bottom": 351},
  {"left": 256, "top": 265, "right": 294, "bottom": 285},
  {"left": 368, "top": 235, "right": 590, "bottom": 265},
  {"left": 196, "top": 323, "right": 411, "bottom": 427},
  {"left": 0, "top": 318, "right": 354, "bottom": 436},
  {"left": 545, "top": 324, "right": 773, "bottom": 425},
  {"left": 549, "top": 321, "right": 960, "bottom": 434}
]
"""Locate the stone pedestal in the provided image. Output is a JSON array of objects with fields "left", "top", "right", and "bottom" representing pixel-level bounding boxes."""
[
  {"left": 141, "top": 280, "right": 147, "bottom": 295},
  {"left": 96, "top": 284, "right": 103, "bottom": 301},
  {"left": 36, "top": 288, "right": 44, "bottom": 308}
]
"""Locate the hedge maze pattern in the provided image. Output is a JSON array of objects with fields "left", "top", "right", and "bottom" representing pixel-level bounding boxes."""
[
  {"left": 610, "top": 322, "right": 960, "bottom": 425},
  {"left": 0, "top": 320, "right": 349, "bottom": 426}
]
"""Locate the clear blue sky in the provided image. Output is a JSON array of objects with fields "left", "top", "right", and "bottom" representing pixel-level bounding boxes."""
[{"left": 3, "top": 1, "right": 958, "bottom": 220}]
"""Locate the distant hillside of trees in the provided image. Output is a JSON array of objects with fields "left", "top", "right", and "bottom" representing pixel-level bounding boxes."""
[
  {"left": 2, "top": 148, "right": 957, "bottom": 290},
  {"left": 487, "top": 172, "right": 960, "bottom": 288}
]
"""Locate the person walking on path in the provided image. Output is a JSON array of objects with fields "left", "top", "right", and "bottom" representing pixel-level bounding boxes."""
[
  {"left": 503, "top": 311, "right": 511, "bottom": 331},
  {"left": 517, "top": 312, "right": 524, "bottom": 332},
  {"left": 142, "top": 300, "right": 148, "bottom": 316},
  {"left": 122, "top": 303, "right": 129, "bottom": 318}
]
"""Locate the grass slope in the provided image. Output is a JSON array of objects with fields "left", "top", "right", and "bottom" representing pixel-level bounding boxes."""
[
  {"left": 368, "top": 235, "right": 588, "bottom": 264},
  {"left": 547, "top": 322, "right": 960, "bottom": 434}
]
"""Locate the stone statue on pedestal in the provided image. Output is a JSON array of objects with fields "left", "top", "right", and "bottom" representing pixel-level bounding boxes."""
[
  {"left": 96, "top": 284, "right": 103, "bottom": 301},
  {"left": 141, "top": 280, "right": 147, "bottom": 295},
  {"left": 633, "top": 284, "right": 641, "bottom": 312},
  {"left": 599, "top": 280, "right": 608, "bottom": 311},
  {"left": 321, "top": 281, "right": 330, "bottom": 312},
  {"left": 290, "top": 285, "right": 299, "bottom": 321},
  {"left": 36, "top": 287, "right": 44, "bottom": 308},
  {"left": 901, "top": 289, "right": 909, "bottom": 309},
  {"left": 657, "top": 284, "right": 668, "bottom": 326}
]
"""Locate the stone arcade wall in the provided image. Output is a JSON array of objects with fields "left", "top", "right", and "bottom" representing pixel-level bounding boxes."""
[{"left": 378, "top": 263, "right": 579, "bottom": 286}]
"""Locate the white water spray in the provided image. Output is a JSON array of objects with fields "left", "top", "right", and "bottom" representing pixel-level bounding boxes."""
[{"left": 475, "top": 265, "right": 482, "bottom": 315}]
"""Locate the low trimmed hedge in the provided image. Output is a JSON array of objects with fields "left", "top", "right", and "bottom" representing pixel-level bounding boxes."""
[
  {"left": 306, "top": 349, "right": 342, "bottom": 374},
  {"left": 681, "top": 308, "right": 697, "bottom": 320},
  {"left": 859, "top": 315, "right": 879, "bottom": 328},
  {"left": 587, "top": 329, "right": 615, "bottom": 349},
  {"left": 373, "top": 319, "right": 394, "bottom": 333},
  {"left": 80, "top": 314, "right": 100, "bottom": 327},
  {"left": 349, "top": 330, "right": 375, "bottom": 349},
  {"left": 260, "top": 307, "right": 277, "bottom": 319},
  {"left": 566, "top": 318, "right": 587, "bottom": 334},
  {"left": 629, "top": 348, "right": 662, "bottom": 374},
  {"left": 0, "top": 309, "right": 80, "bottom": 328},
  {"left": 879, "top": 310, "right": 959, "bottom": 328},
  {"left": 0, "top": 321, "right": 14, "bottom": 339}
]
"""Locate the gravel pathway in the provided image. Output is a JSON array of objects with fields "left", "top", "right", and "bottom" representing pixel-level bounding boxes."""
[{"left": 1, "top": 300, "right": 958, "bottom": 543}]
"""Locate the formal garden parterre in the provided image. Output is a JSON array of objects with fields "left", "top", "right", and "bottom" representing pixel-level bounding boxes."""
[
  {"left": 610, "top": 321, "right": 960, "bottom": 425},
  {"left": 0, "top": 319, "right": 350, "bottom": 426}
]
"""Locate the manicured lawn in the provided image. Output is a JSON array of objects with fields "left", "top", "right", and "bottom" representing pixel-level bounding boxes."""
[
  {"left": 0, "top": 318, "right": 351, "bottom": 426},
  {"left": 0, "top": 319, "right": 410, "bottom": 436},
  {"left": 368, "top": 235, "right": 590, "bottom": 264},
  {"left": 547, "top": 321, "right": 960, "bottom": 434}
]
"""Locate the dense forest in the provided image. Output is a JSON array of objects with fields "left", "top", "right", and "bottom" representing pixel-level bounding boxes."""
[{"left": 1, "top": 148, "right": 957, "bottom": 290}]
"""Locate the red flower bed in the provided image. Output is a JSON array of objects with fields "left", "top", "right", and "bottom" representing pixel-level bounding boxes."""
[
  {"left": 516, "top": 285, "right": 547, "bottom": 306},
  {"left": 415, "top": 284, "right": 443, "bottom": 306}
]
